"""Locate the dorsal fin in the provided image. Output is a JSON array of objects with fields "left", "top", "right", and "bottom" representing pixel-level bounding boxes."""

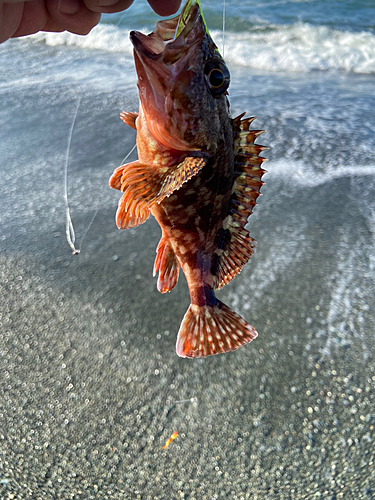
[{"left": 213, "top": 115, "right": 267, "bottom": 290}]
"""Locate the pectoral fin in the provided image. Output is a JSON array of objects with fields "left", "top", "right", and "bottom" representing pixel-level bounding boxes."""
[
  {"left": 120, "top": 111, "right": 138, "bottom": 129},
  {"left": 109, "top": 156, "right": 208, "bottom": 230}
]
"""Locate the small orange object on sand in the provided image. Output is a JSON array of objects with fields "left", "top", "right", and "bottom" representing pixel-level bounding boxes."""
[{"left": 163, "top": 431, "right": 178, "bottom": 449}]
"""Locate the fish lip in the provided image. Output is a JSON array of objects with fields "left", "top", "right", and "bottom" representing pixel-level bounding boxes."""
[
  {"left": 129, "top": 2, "right": 204, "bottom": 65},
  {"left": 129, "top": 30, "right": 161, "bottom": 60}
]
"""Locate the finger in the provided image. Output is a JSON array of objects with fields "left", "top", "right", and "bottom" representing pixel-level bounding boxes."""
[
  {"left": 1, "top": 0, "right": 34, "bottom": 4},
  {"left": 0, "top": 1, "right": 24, "bottom": 42},
  {"left": 11, "top": 0, "right": 49, "bottom": 37},
  {"left": 83, "top": 0, "right": 134, "bottom": 15},
  {"left": 46, "top": 0, "right": 101, "bottom": 35},
  {"left": 146, "top": 0, "right": 181, "bottom": 16}
]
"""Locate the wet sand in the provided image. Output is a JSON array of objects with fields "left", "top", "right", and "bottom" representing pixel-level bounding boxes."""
[{"left": 1, "top": 190, "right": 374, "bottom": 499}]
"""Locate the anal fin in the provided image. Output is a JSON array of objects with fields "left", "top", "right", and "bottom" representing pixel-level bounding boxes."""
[
  {"left": 109, "top": 156, "right": 208, "bottom": 230},
  {"left": 153, "top": 237, "right": 180, "bottom": 293},
  {"left": 214, "top": 227, "right": 257, "bottom": 290},
  {"left": 176, "top": 300, "right": 257, "bottom": 358}
]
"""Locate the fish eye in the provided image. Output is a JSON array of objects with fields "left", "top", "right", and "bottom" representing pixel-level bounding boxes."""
[
  {"left": 204, "top": 58, "right": 230, "bottom": 98},
  {"left": 208, "top": 69, "right": 225, "bottom": 88}
]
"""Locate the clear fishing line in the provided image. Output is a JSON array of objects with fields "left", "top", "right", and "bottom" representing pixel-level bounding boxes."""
[
  {"left": 64, "top": 96, "right": 98, "bottom": 255},
  {"left": 120, "top": 142, "right": 136, "bottom": 165},
  {"left": 64, "top": 96, "right": 81, "bottom": 255},
  {"left": 222, "top": 0, "right": 226, "bottom": 57}
]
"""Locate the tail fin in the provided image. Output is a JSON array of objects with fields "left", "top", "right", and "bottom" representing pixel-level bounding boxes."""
[{"left": 176, "top": 301, "right": 258, "bottom": 358}]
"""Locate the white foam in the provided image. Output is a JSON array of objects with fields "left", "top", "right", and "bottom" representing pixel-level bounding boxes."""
[
  {"left": 211, "top": 23, "right": 375, "bottom": 74},
  {"left": 268, "top": 160, "right": 375, "bottom": 188},
  {"left": 27, "top": 21, "right": 375, "bottom": 74},
  {"left": 29, "top": 24, "right": 134, "bottom": 56}
]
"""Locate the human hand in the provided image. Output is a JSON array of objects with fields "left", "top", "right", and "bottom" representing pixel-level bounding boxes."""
[{"left": 0, "top": 0, "right": 182, "bottom": 43}]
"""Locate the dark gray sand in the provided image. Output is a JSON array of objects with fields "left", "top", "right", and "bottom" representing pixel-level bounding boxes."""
[{"left": 1, "top": 84, "right": 375, "bottom": 499}]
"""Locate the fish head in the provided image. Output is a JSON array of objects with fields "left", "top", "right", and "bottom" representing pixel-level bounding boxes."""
[{"left": 130, "top": 0, "right": 231, "bottom": 153}]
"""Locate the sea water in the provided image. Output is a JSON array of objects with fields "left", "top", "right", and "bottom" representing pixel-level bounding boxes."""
[{"left": 0, "top": 0, "right": 374, "bottom": 497}]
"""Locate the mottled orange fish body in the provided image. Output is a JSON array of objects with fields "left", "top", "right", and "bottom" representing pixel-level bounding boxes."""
[{"left": 110, "top": 0, "right": 267, "bottom": 358}]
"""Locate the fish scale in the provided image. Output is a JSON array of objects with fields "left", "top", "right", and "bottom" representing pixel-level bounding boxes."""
[{"left": 109, "top": 0, "right": 267, "bottom": 358}]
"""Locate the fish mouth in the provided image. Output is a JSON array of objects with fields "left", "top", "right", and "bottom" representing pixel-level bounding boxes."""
[
  {"left": 130, "top": 1, "right": 204, "bottom": 66},
  {"left": 129, "top": 0, "right": 208, "bottom": 150}
]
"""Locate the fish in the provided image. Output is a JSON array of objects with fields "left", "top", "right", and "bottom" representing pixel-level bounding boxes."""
[{"left": 109, "top": 0, "right": 267, "bottom": 358}]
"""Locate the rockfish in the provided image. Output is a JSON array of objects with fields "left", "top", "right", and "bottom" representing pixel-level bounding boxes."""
[{"left": 109, "top": 0, "right": 267, "bottom": 358}]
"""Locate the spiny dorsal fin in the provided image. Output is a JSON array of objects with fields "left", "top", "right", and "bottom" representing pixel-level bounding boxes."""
[
  {"left": 120, "top": 111, "right": 138, "bottom": 130},
  {"left": 214, "top": 115, "right": 267, "bottom": 290},
  {"left": 109, "top": 156, "right": 208, "bottom": 230}
]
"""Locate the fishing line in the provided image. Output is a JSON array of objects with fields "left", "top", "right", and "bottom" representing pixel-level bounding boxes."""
[
  {"left": 174, "top": 397, "right": 197, "bottom": 403},
  {"left": 79, "top": 209, "right": 98, "bottom": 252},
  {"left": 64, "top": 98, "right": 136, "bottom": 256},
  {"left": 116, "top": 11, "right": 127, "bottom": 27},
  {"left": 222, "top": 0, "right": 226, "bottom": 57},
  {"left": 120, "top": 142, "right": 136, "bottom": 165},
  {"left": 64, "top": 96, "right": 99, "bottom": 255},
  {"left": 64, "top": 96, "right": 81, "bottom": 255}
]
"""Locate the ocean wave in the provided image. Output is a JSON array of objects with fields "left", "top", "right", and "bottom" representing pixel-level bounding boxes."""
[
  {"left": 213, "top": 23, "right": 375, "bottom": 74},
  {"left": 28, "top": 21, "right": 375, "bottom": 74},
  {"left": 29, "top": 25, "right": 134, "bottom": 56},
  {"left": 268, "top": 160, "right": 375, "bottom": 187}
]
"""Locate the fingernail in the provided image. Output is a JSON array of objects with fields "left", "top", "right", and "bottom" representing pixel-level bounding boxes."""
[{"left": 58, "top": 0, "right": 80, "bottom": 15}]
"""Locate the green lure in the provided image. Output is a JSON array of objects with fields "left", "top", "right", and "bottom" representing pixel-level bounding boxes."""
[{"left": 174, "top": 0, "right": 221, "bottom": 56}]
